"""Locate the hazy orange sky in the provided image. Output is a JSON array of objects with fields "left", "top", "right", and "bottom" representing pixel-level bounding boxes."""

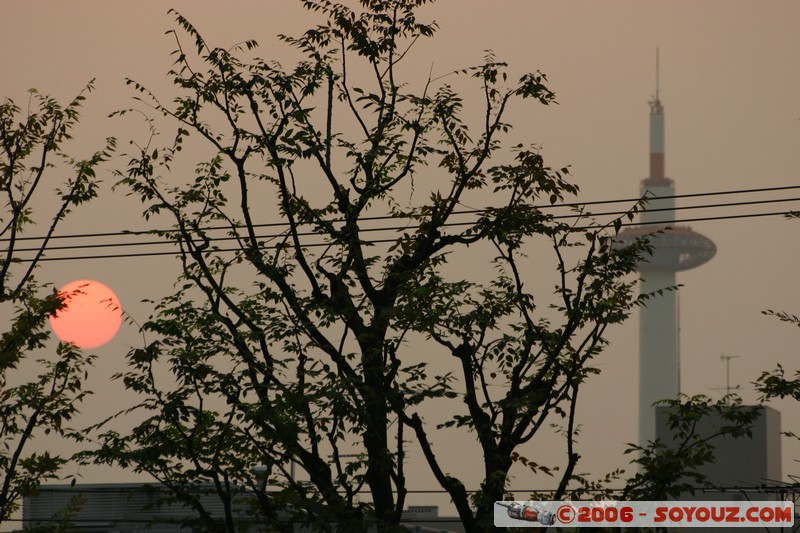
[{"left": 2, "top": 0, "right": 800, "bottom": 521}]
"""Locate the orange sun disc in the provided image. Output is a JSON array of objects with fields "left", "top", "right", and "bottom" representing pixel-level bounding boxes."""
[{"left": 49, "top": 279, "right": 122, "bottom": 349}]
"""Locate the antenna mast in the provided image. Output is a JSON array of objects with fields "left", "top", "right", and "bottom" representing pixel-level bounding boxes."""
[
  {"left": 720, "top": 354, "right": 741, "bottom": 395},
  {"left": 656, "top": 47, "right": 660, "bottom": 101},
  {"left": 650, "top": 48, "right": 663, "bottom": 114}
]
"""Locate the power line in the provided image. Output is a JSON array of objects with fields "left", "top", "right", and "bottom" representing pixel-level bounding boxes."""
[
  {"left": 13, "top": 209, "right": 797, "bottom": 262},
  {"left": 1, "top": 183, "right": 797, "bottom": 262},
  {"left": 2, "top": 183, "right": 799, "bottom": 244},
  {"left": 4, "top": 195, "right": 799, "bottom": 255}
]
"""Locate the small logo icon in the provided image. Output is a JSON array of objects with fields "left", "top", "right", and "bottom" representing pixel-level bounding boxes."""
[{"left": 496, "top": 502, "right": 556, "bottom": 526}]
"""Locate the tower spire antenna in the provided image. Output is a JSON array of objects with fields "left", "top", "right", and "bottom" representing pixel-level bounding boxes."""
[
  {"left": 650, "top": 48, "right": 663, "bottom": 114},
  {"left": 656, "top": 47, "right": 660, "bottom": 101}
]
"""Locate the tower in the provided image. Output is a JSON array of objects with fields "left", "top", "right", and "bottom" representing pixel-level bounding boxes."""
[{"left": 619, "top": 51, "right": 716, "bottom": 445}]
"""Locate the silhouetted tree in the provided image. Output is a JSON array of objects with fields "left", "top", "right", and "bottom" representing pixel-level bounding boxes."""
[
  {"left": 0, "top": 83, "right": 114, "bottom": 524},
  {"left": 91, "top": 2, "right": 649, "bottom": 531}
]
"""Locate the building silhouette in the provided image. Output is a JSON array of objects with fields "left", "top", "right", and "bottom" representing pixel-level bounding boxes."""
[{"left": 21, "top": 484, "right": 465, "bottom": 533}]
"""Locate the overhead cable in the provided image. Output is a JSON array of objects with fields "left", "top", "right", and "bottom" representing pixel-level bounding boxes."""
[
  {"left": 14, "top": 209, "right": 797, "bottom": 262},
  {"left": 2, "top": 183, "right": 799, "bottom": 244}
]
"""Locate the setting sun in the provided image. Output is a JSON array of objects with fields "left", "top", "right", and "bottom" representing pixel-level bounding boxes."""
[{"left": 49, "top": 280, "right": 122, "bottom": 349}]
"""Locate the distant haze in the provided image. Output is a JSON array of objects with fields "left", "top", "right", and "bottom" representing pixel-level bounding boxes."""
[{"left": 2, "top": 1, "right": 799, "bottom": 523}]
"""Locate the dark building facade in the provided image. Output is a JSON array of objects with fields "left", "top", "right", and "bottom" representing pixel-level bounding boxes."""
[
  {"left": 655, "top": 405, "right": 782, "bottom": 498},
  {"left": 22, "top": 484, "right": 464, "bottom": 533}
]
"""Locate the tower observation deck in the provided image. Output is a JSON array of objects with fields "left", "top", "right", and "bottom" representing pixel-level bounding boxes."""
[{"left": 618, "top": 54, "right": 716, "bottom": 446}]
